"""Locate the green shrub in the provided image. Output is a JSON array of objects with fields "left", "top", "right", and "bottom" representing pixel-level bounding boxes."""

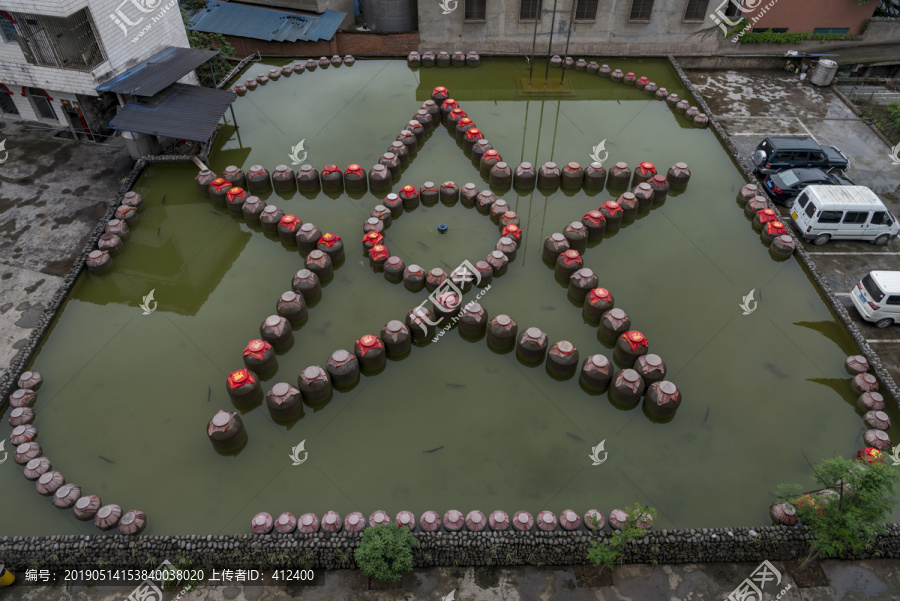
[
  {"left": 724, "top": 17, "right": 749, "bottom": 38},
  {"left": 888, "top": 101, "right": 900, "bottom": 128},
  {"left": 586, "top": 504, "right": 656, "bottom": 572},
  {"left": 738, "top": 31, "right": 858, "bottom": 43},
  {"left": 180, "top": 6, "right": 236, "bottom": 87},
  {"left": 354, "top": 524, "right": 419, "bottom": 583},
  {"left": 777, "top": 455, "right": 899, "bottom": 569}
]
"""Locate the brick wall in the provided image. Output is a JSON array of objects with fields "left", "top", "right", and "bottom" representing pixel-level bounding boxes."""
[
  {"left": 224, "top": 32, "right": 419, "bottom": 58},
  {"left": 748, "top": 0, "right": 878, "bottom": 34}
]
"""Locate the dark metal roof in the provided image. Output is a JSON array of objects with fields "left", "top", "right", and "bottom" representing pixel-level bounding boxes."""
[
  {"left": 187, "top": 1, "right": 346, "bottom": 42},
  {"left": 108, "top": 84, "right": 237, "bottom": 142},
  {"left": 95, "top": 47, "right": 219, "bottom": 97}
]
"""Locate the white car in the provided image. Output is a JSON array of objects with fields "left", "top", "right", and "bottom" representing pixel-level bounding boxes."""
[{"left": 851, "top": 271, "right": 900, "bottom": 328}]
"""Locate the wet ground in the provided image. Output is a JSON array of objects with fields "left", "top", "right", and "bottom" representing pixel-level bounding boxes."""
[
  {"left": 685, "top": 68, "right": 900, "bottom": 391},
  {"left": 0, "top": 119, "right": 132, "bottom": 384},
  {"left": 1, "top": 560, "right": 899, "bottom": 600}
]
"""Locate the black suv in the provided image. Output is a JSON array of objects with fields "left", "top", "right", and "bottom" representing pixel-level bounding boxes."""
[{"left": 751, "top": 136, "right": 850, "bottom": 175}]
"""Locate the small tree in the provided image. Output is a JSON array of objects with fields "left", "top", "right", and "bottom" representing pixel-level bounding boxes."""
[
  {"left": 180, "top": 5, "right": 237, "bottom": 88},
  {"left": 586, "top": 504, "right": 657, "bottom": 574},
  {"left": 777, "top": 455, "right": 899, "bottom": 570},
  {"left": 354, "top": 523, "right": 419, "bottom": 583}
]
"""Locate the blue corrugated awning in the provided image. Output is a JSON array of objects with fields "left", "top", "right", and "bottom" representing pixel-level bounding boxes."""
[
  {"left": 95, "top": 47, "right": 219, "bottom": 97},
  {"left": 108, "top": 84, "right": 237, "bottom": 142},
  {"left": 187, "top": 1, "right": 346, "bottom": 42}
]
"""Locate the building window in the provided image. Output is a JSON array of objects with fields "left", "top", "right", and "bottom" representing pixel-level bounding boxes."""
[
  {"left": 26, "top": 87, "right": 58, "bottom": 121},
  {"left": 575, "top": 0, "right": 599, "bottom": 20},
  {"left": 813, "top": 27, "right": 849, "bottom": 34},
  {"left": 520, "top": 0, "right": 542, "bottom": 20},
  {"left": 630, "top": 0, "right": 654, "bottom": 21},
  {"left": 465, "top": 0, "right": 486, "bottom": 20},
  {"left": 0, "top": 11, "right": 16, "bottom": 42},
  {"left": 683, "top": 0, "right": 708, "bottom": 21},
  {"left": 6, "top": 8, "right": 106, "bottom": 72},
  {"left": 0, "top": 89, "right": 19, "bottom": 115}
]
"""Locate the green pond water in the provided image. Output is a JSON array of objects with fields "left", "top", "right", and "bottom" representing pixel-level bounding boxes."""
[{"left": 2, "top": 58, "right": 898, "bottom": 536}]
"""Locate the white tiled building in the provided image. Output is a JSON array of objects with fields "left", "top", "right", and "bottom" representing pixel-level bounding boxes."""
[{"left": 0, "top": 0, "right": 194, "bottom": 140}]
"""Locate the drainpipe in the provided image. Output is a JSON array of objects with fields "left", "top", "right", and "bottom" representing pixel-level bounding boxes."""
[
  {"left": 529, "top": 4, "right": 540, "bottom": 84},
  {"left": 543, "top": 0, "right": 560, "bottom": 85},
  {"left": 560, "top": 0, "right": 576, "bottom": 84}
]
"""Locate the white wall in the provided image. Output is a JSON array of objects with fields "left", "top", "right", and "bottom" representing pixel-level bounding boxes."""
[
  {"left": 1, "top": 86, "right": 80, "bottom": 124},
  {"left": 0, "top": 0, "right": 193, "bottom": 125},
  {"left": 0, "top": 0, "right": 188, "bottom": 96}
]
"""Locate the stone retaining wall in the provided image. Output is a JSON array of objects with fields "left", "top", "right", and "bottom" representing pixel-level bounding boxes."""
[
  {"left": 667, "top": 55, "right": 900, "bottom": 413},
  {"left": 2, "top": 524, "right": 900, "bottom": 571}
]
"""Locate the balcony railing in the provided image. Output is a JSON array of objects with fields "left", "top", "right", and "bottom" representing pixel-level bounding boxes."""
[{"left": 7, "top": 8, "right": 106, "bottom": 72}]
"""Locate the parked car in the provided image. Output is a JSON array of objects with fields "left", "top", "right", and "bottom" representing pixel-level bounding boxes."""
[
  {"left": 763, "top": 167, "right": 854, "bottom": 206},
  {"left": 790, "top": 185, "right": 898, "bottom": 246},
  {"left": 851, "top": 271, "right": 900, "bottom": 328},
  {"left": 751, "top": 136, "right": 850, "bottom": 175}
]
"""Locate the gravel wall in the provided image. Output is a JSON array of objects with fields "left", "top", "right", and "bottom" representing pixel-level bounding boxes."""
[{"left": 2, "top": 524, "right": 900, "bottom": 571}]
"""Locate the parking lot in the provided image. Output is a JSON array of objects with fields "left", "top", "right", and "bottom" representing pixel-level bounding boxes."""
[{"left": 684, "top": 68, "right": 900, "bottom": 389}]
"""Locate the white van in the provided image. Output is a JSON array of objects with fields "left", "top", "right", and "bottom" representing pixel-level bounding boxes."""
[
  {"left": 789, "top": 185, "right": 898, "bottom": 246},
  {"left": 851, "top": 271, "right": 900, "bottom": 328}
]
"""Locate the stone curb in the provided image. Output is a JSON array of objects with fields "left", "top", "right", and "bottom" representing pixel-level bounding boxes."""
[{"left": 1, "top": 523, "right": 900, "bottom": 571}]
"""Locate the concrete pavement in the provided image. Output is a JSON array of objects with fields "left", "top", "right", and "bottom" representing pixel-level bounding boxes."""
[
  {"left": 683, "top": 67, "right": 900, "bottom": 396},
  {"left": 0, "top": 119, "right": 132, "bottom": 386}
]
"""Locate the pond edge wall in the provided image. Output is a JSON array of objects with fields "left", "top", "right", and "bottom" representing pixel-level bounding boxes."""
[
  {"left": 667, "top": 55, "right": 900, "bottom": 414},
  {"left": 2, "top": 523, "right": 900, "bottom": 571}
]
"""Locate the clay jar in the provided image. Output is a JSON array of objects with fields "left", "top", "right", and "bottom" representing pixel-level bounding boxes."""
[
  {"left": 517, "top": 327, "right": 548, "bottom": 363},
  {"left": 580, "top": 355, "right": 612, "bottom": 392},
  {"left": 326, "top": 349, "right": 360, "bottom": 389},
  {"left": 488, "top": 314, "right": 518, "bottom": 350},
  {"left": 297, "top": 366, "right": 332, "bottom": 403}
]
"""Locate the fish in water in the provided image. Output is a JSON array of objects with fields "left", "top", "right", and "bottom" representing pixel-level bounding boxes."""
[
  {"left": 207, "top": 385, "right": 211, "bottom": 402},
  {"left": 440, "top": 259, "right": 451, "bottom": 269},
  {"left": 566, "top": 432, "right": 586, "bottom": 443},
  {"left": 764, "top": 362, "right": 787, "bottom": 378},
  {"left": 541, "top": 305, "right": 556, "bottom": 311},
  {"left": 704, "top": 406, "right": 710, "bottom": 422},
  {"left": 161, "top": 194, "right": 167, "bottom": 204},
  {"left": 417, "top": 241, "right": 429, "bottom": 250},
  {"left": 209, "top": 210, "right": 222, "bottom": 217},
  {"left": 445, "top": 383, "right": 466, "bottom": 389},
  {"left": 99, "top": 455, "right": 115, "bottom": 464},
  {"left": 157, "top": 225, "right": 161, "bottom": 237},
  {"left": 422, "top": 446, "right": 444, "bottom": 454},
  {"left": 854, "top": 430, "right": 862, "bottom": 444}
]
